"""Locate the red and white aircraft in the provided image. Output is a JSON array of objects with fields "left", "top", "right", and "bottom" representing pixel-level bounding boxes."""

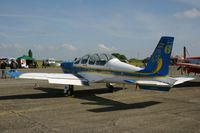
[{"left": 176, "top": 47, "right": 200, "bottom": 74}]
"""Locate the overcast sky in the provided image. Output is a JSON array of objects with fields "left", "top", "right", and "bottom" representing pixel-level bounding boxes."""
[{"left": 0, "top": 0, "right": 200, "bottom": 60}]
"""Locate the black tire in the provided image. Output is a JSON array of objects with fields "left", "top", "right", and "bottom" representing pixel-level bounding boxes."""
[
  {"left": 64, "top": 85, "right": 74, "bottom": 96},
  {"left": 106, "top": 83, "right": 114, "bottom": 92},
  {"left": 67, "top": 85, "right": 74, "bottom": 96}
]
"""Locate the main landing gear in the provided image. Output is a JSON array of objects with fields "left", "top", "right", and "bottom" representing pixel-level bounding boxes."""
[
  {"left": 64, "top": 85, "right": 74, "bottom": 96},
  {"left": 106, "top": 83, "right": 114, "bottom": 92}
]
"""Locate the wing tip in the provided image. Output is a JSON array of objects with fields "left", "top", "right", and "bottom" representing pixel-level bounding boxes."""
[{"left": 6, "top": 70, "right": 23, "bottom": 78}]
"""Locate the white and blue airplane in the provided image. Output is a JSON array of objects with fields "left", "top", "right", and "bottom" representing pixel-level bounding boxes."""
[{"left": 7, "top": 36, "right": 194, "bottom": 96}]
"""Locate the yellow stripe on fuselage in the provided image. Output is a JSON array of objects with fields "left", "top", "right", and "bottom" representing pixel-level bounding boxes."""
[
  {"left": 73, "top": 56, "right": 163, "bottom": 75},
  {"left": 79, "top": 71, "right": 167, "bottom": 79}
]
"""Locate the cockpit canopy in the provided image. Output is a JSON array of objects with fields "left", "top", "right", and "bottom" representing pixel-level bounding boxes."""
[{"left": 74, "top": 53, "right": 115, "bottom": 66}]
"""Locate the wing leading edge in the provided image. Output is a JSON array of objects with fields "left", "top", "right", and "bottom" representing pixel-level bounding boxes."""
[{"left": 6, "top": 70, "right": 88, "bottom": 86}]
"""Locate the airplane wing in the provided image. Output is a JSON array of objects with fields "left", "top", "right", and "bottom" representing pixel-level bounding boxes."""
[
  {"left": 177, "top": 63, "right": 200, "bottom": 68},
  {"left": 6, "top": 70, "right": 89, "bottom": 86},
  {"left": 124, "top": 76, "right": 194, "bottom": 91}
]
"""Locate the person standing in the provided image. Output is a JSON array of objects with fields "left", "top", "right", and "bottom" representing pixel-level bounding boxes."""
[
  {"left": 1, "top": 61, "right": 7, "bottom": 79},
  {"left": 42, "top": 60, "right": 46, "bottom": 68},
  {"left": 0, "top": 61, "right": 1, "bottom": 77},
  {"left": 10, "top": 59, "right": 18, "bottom": 72}
]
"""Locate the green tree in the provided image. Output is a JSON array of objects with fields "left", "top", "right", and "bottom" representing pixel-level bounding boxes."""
[
  {"left": 112, "top": 53, "right": 127, "bottom": 62},
  {"left": 28, "top": 49, "right": 33, "bottom": 58}
]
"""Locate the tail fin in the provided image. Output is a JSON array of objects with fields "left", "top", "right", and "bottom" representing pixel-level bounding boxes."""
[{"left": 142, "top": 36, "right": 174, "bottom": 76}]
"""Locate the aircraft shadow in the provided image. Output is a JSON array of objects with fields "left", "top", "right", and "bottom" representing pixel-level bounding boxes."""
[
  {"left": 175, "top": 81, "right": 200, "bottom": 88},
  {"left": 74, "top": 88, "right": 161, "bottom": 113},
  {"left": 0, "top": 87, "right": 161, "bottom": 112},
  {"left": 87, "top": 101, "right": 161, "bottom": 113},
  {"left": 0, "top": 87, "right": 121, "bottom": 100},
  {"left": 0, "top": 88, "right": 64, "bottom": 100}
]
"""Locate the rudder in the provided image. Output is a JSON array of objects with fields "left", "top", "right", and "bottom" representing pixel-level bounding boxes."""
[{"left": 142, "top": 36, "right": 174, "bottom": 76}]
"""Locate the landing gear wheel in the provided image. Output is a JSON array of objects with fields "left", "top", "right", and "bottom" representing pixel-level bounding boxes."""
[
  {"left": 106, "top": 83, "right": 114, "bottom": 92},
  {"left": 67, "top": 85, "right": 74, "bottom": 96},
  {"left": 64, "top": 85, "right": 74, "bottom": 96}
]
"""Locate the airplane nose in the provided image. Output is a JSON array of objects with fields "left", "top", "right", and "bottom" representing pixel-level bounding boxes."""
[{"left": 61, "top": 61, "right": 74, "bottom": 73}]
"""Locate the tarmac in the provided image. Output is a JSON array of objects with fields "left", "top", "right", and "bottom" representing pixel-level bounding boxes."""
[{"left": 0, "top": 67, "right": 200, "bottom": 133}]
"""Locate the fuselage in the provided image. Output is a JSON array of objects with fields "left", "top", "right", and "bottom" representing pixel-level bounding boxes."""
[
  {"left": 61, "top": 53, "right": 160, "bottom": 84},
  {"left": 186, "top": 57, "right": 200, "bottom": 64},
  {"left": 75, "top": 58, "right": 144, "bottom": 83}
]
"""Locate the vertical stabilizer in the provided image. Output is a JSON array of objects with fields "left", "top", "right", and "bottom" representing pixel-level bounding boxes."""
[{"left": 142, "top": 36, "right": 174, "bottom": 76}]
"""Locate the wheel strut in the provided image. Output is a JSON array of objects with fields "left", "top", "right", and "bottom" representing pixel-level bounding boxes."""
[{"left": 64, "top": 85, "right": 74, "bottom": 96}]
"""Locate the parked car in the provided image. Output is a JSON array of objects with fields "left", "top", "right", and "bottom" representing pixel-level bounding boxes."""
[{"left": 43, "top": 58, "right": 56, "bottom": 67}]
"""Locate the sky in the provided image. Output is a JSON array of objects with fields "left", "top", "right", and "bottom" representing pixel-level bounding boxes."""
[{"left": 0, "top": 0, "right": 200, "bottom": 60}]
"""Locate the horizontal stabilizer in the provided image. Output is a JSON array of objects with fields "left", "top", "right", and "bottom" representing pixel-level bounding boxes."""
[
  {"left": 139, "top": 85, "right": 171, "bottom": 91},
  {"left": 135, "top": 76, "right": 194, "bottom": 91},
  {"left": 136, "top": 80, "right": 171, "bottom": 91},
  {"left": 173, "top": 77, "right": 195, "bottom": 86}
]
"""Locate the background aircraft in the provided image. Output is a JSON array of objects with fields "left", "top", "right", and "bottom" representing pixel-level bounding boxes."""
[
  {"left": 7, "top": 36, "right": 194, "bottom": 96},
  {"left": 177, "top": 46, "right": 200, "bottom": 75}
]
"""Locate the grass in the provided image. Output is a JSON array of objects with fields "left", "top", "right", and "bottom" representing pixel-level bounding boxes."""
[{"left": 128, "top": 60, "right": 145, "bottom": 67}]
